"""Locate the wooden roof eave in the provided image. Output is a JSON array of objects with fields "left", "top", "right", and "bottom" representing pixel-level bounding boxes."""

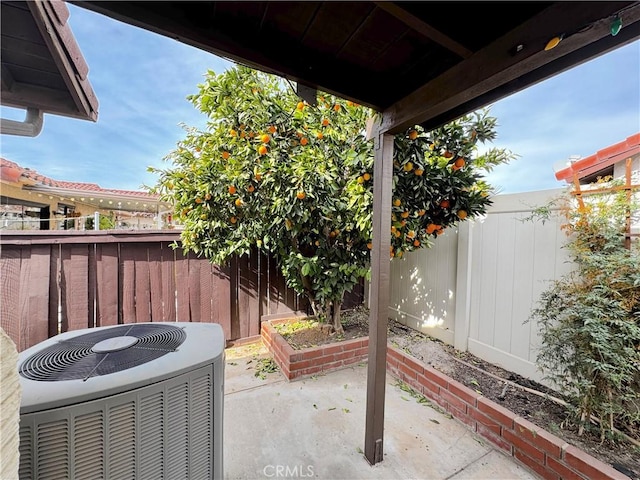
[{"left": 379, "top": 2, "right": 640, "bottom": 135}]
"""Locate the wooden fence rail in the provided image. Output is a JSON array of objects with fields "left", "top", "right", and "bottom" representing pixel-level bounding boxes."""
[{"left": 0, "top": 231, "right": 363, "bottom": 351}]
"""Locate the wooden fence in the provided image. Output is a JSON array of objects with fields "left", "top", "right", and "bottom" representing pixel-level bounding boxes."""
[{"left": 0, "top": 231, "right": 363, "bottom": 351}]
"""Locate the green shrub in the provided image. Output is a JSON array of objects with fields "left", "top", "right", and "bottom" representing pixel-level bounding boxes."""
[{"left": 530, "top": 179, "right": 640, "bottom": 440}]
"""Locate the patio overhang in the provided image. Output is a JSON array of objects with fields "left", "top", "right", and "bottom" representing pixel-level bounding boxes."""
[{"left": 0, "top": 0, "right": 99, "bottom": 136}]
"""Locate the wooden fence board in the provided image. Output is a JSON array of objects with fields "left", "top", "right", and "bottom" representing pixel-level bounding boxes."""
[
  {"left": 175, "top": 249, "right": 191, "bottom": 321},
  {"left": 133, "top": 244, "right": 152, "bottom": 323},
  {"left": 188, "top": 255, "right": 201, "bottom": 322},
  {"left": 61, "top": 244, "right": 90, "bottom": 333},
  {"left": 199, "top": 260, "right": 213, "bottom": 323},
  {"left": 161, "top": 243, "right": 176, "bottom": 321},
  {"left": 237, "top": 255, "right": 251, "bottom": 338},
  {"left": 96, "top": 244, "right": 119, "bottom": 327},
  {"left": 18, "top": 246, "right": 32, "bottom": 351},
  {"left": 212, "top": 263, "right": 231, "bottom": 340},
  {"left": 229, "top": 256, "right": 240, "bottom": 340},
  {"left": 148, "top": 244, "right": 164, "bottom": 321},
  {"left": 26, "top": 245, "right": 51, "bottom": 346},
  {"left": 88, "top": 245, "right": 96, "bottom": 329},
  {"left": 120, "top": 245, "right": 137, "bottom": 323},
  {"left": 48, "top": 245, "right": 60, "bottom": 337},
  {"left": 0, "top": 246, "right": 21, "bottom": 344}
]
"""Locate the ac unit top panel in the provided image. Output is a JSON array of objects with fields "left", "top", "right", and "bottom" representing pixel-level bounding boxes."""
[{"left": 18, "top": 322, "right": 225, "bottom": 414}]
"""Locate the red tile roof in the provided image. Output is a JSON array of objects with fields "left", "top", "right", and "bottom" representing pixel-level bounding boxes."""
[
  {"left": 555, "top": 133, "right": 640, "bottom": 182},
  {"left": 0, "top": 157, "right": 159, "bottom": 200}
]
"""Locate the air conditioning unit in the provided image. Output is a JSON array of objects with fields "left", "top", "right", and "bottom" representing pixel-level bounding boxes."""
[{"left": 17, "top": 322, "right": 225, "bottom": 480}]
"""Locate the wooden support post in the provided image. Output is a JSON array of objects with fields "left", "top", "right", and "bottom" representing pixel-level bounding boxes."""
[{"left": 364, "top": 130, "right": 394, "bottom": 466}]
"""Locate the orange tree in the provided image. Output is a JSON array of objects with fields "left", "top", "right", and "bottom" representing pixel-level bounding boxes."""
[{"left": 150, "top": 65, "right": 514, "bottom": 333}]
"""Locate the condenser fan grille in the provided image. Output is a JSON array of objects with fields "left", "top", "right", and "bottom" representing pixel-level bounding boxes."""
[{"left": 20, "top": 324, "right": 186, "bottom": 381}]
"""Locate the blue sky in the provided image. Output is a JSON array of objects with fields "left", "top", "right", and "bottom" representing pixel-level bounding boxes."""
[{"left": 1, "top": 4, "right": 638, "bottom": 194}]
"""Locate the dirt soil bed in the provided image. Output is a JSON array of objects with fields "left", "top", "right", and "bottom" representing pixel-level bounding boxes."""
[{"left": 279, "top": 307, "right": 640, "bottom": 479}]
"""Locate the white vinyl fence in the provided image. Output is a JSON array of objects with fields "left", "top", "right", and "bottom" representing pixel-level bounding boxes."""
[{"left": 389, "top": 189, "right": 576, "bottom": 385}]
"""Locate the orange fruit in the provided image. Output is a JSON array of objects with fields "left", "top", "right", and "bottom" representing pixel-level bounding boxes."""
[
  {"left": 426, "top": 224, "right": 437, "bottom": 234},
  {"left": 440, "top": 200, "right": 450, "bottom": 209},
  {"left": 268, "top": 125, "right": 277, "bottom": 134},
  {"left": 255, "top": 173, "right": 262, "bottom": 182},
  {"left": 444, "top": 151, "right": 454, "bottom": 159},
  {"left": 248, "top": 185, "right": 255, "bottom": 193},
  {"left": 195, "top": 197, "right": 203, "bottom": 204},
  {"left": 367, "top": 242, "right": 373, "bottom": 249},
  {"left": 258, "top": 145, "right": 268, "bottom": 155},
  {"left": 407, "top": 230, "right": 416, "bottom": 239},
  {"left": 391, "top": 226, "right": 397, "bottom": 233},
  {"left": 414, "top": 169, "right": 424, "bottom": 176},
  {"left": 346, "top": 101, "right": 354, "bottom": 107},
  {"left": 413, "top": 239, "right": 420, "bottom": 247},
  {"left": 408, "top": 130, "right": 418, "bottom": 140},
  {"left": 395, "top": 230, "right": 401, "bottom": 237},
  {"left": 297, "top": 101, "right": 305, "bottom": 111},
  {"left": 296, "top": 191, "right": 306, "bottom": 200},
  {"left": 333, "top": 104, "right": 341, "bottom": 112},
  {"left": 235, "top": 198, "right": 243, "bottom": 207},
  {"left": 454, "top": 158, "right": 465, "bottom": 168},
  {"left": 321, "top": 118, "right": 330, "bottom": 127},
  {"left": 418, "top": 209, "right": 426, "bottom": 216},
  {"left": 230, "top": 216, "right": 237, "bottom": 224},
  {"left": 457, "top": 210, "right": 468, "bottom": 220},
  {"left": 239, "top": 131, "right": 246, "bottom": 138},
  {"left": 357, "top": 176, "right": 364, "bottom": 184},
  {"left": 261, "top": 134, "right": 270, "bottom": 144},
  {"left": 204, "top": 193, "right": 211, "bottom": 201},
  {"left": 401, "top": 211, "right": 409, "bottom": 219},
  {"left": 230, "top": 129, "right": 237, "bottom": 137},
  {"left": 228, "top": 185, "right": 237, "bottom": 194},
  {"left": 363, "top": 173, "right": 371, "bottom": 181},
  {"left": 300, "top": 137, "right": 309, "bottom": 146},
  {"left": 403, "top": 162, "right": 413, "bottom": 172},
  {"left": 222, "top": 151, "right": 230, "bottom": 160},
  {"left": 393, "top": 199, "right": 401, "bottom": 207},
  {"left": 316, "top": 132, "right": 324, "bottom": 140},
  {"left": 436, "top": 229, "right": 445, "bottom": 236}
]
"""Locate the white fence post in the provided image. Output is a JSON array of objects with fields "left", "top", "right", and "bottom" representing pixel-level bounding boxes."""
[
  {"left": 94, "top": 211, "right": 100, "bottom": 230},
  {"left": 453, "top": 220, "right": 473, "bottom": 351}
]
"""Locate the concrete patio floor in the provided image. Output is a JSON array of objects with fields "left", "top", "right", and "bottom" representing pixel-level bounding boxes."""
[{"left": 223, "top": 341, "right": 539, "bottom": 480}]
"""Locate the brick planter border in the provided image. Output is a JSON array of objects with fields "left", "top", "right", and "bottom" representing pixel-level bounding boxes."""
[
  {"left": 261, "top": 319, "right": 368, "bottom": 381},
  {"left": 386, "top": 346, "right": 630, "bottom": 480},
  {"left": 261, "top": 320, "right": 630, "bottom": 480}
]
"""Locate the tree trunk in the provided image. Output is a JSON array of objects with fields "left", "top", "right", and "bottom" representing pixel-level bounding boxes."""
[{"left": 332, "top": 300, "right": 343, "bottom": 335}]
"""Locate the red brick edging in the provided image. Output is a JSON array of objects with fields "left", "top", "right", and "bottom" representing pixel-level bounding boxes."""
[
  {"left": 386, "top": 346, "right": 631, "bottom": 480},
  {"left": 261, "top": 320, "right": 630, "bottom": 480},
  {"left": 261, "top": 319, "right": 369, "bottom": 380}
]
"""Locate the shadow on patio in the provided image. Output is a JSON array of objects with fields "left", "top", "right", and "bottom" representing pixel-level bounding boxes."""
[{"left": 223, "top": 341, "right": 538, "bottom": 480}]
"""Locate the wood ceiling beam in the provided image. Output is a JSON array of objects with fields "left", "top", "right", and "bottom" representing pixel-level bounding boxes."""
[
  {"left": 379, "top": 1, "right": 640, "bottom": 135},
  {"left": 375, "top": 2, "right": 473, "bottom": 59}
]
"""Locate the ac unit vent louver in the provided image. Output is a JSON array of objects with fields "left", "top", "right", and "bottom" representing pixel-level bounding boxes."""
[
  {"left": 19, "top": 324, "right": 186, "bottom": 381},
  {"left": 18, "top": 322, "right": 224, "bottom": 479}
]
